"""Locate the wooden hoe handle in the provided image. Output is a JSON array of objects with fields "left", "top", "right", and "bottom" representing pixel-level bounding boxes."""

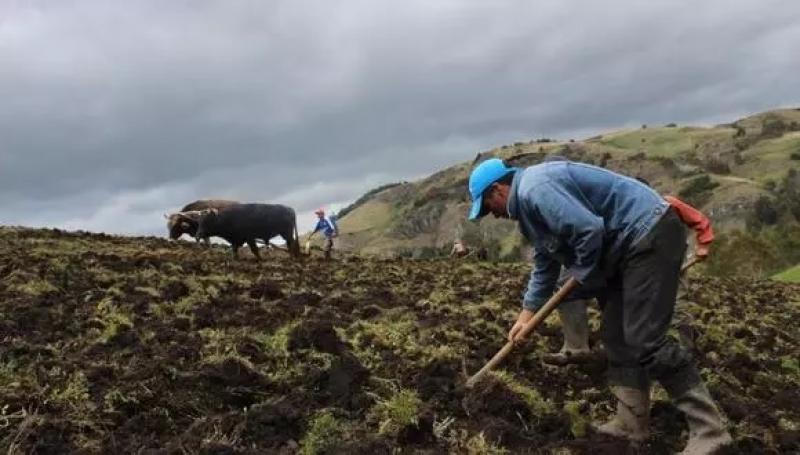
[
  {"left": 466, "top": 278, "right": 580, "bottom": 388},
  {"left": 681, "top": 256, "right": 701, "bottom": 274}
]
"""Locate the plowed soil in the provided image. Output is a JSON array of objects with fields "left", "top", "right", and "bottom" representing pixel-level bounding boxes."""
[{"left": 1, "top": 227, "right": 799, "bottom": 454}]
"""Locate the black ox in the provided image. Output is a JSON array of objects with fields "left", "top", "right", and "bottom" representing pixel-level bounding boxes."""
[
  {"left": 166, "top": 199, "right": 239, "bottom": 245},
  {"left": 195, "top": 203, "right": 301, "bottom": 260}
]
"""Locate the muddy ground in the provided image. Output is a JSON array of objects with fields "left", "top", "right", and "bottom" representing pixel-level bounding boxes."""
[{"left": 1, "top": 227, "right": 799, "bottom": 454}]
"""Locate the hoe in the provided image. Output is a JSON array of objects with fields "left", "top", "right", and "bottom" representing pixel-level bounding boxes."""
[{"left": 466, "top": 256, "right": 702, "bottom": 388}]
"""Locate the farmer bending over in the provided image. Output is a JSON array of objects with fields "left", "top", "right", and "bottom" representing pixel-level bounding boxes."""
[
  {"left": 544, "top": 189, "right": 715, "bottom": 366},
  {"left": 467, "top": 158, "right": 731, "bottom": 454}
]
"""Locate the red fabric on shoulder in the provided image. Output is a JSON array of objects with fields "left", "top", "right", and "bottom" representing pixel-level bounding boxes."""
[{"left": 664, "top": 195, "right": 714, "bottom": 244}]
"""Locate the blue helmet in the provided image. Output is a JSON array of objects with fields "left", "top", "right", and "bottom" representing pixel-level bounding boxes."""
[{"left": 467, "top": 158, "right": 516, "bottom": 220}]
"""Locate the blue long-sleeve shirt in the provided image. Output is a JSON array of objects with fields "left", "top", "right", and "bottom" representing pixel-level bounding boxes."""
[
  {"left": 507, "top": 160, "right": 669, "bottom": 311},
  {"left": 313, "top": 217, "right": 337, "bottom": 238}
]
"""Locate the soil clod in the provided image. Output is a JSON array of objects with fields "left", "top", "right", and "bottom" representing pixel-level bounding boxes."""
[
  {"left": 249, "top": 279, "right": 284, "bottom": 300},
  {"left": 288, "top": 319, "right": 346, "bottom": 354}
]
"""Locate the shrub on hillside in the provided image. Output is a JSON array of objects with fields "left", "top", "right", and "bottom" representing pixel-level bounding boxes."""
[
  {"left": 599, "top": 152, "right": 612, "bottom": 168},
  {"left": 747, "top": 196, "right": 779, "bottom": 230},
  {"left": 703, "top": 157, "right": 731, "bottom": 175},
  {"left": 652, "top": 156, "right": 679, "bottom": 177},
  {"left": 704, "top": 230, "right": 779, "bottom": 277},
  {"left": 705, "top": 224, "right": 800, "bottom": 278},
  {"left": 506, "top": 151, "right": 546, "bottom": 168},
  {"left": 412, "top": 189, "right": 449, "bottom": 209},
  {"left": 553, "top": 143, "right": 587, "bottom": 162},
  {"left": 776, "top": 169, "right": 800, "bottom": 221},
  {"left": 733, "top": 138, "right": 750, "bottom": 151},
  {"left": 678, "top": 174, "right": 719, "bottom": 207},
  {"left": 627, "top": 152, "right": 646, "bottom": 161},
  {"left": 760, "top": 118, "right": 788, "bottom": 140}
]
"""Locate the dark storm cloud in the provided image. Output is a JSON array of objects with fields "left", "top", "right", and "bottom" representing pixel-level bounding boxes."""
[{"left": 1, "top": 0, "right": 799, "bottom": 235}]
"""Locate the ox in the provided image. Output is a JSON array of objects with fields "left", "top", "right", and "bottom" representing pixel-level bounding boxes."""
[
  {"left": 195, "top": 203, "right": 301, "bottom": 260},
  {"left": 165, "top": 199, "right": 239, "bottom": 245}
]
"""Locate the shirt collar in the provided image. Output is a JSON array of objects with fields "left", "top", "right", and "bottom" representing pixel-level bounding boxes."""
[{"left": 506, "top": 169, "right": 523, "bottom": 220}]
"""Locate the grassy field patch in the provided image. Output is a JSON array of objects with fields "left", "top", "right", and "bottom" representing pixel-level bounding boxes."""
[{"left": 773, "top": 264, "right": 800, "bottom": 283}]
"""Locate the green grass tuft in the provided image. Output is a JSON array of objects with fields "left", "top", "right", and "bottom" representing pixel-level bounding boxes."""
[
  {"left": 492, "top": 370, "right": 554, "bottom": 415},
  {"left": 563, "top": 401, "right": 588, "bottom": 438},
  {"left": 10, "top": 279, "right": 59, "bottom": 296},
  {"left": 93, "top": 298, "right": 134, "bottom": 344},
  {"left": 464, "top": 433, "right": 510, "bottom": 454},
  {"left": 49, "top": 371, "right": 93, "bottom": 413},
  {"left": 371, "top": 388, "right": 422, "bottom": 436},
  {"left": 300, "top": 410, "right": 346, "bottom": 455}
]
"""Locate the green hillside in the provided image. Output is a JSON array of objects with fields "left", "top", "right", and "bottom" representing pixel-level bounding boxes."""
[
  {"left": 774, "top": 264, "right": 800, "bottom": 283},
  {"left": 337, "top": 108, "right": 800, "bottom": 276}
]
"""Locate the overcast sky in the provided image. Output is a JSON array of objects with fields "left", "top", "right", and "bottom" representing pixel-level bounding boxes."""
[{"left": 1, "top": 1, "right": 799, "bottom": 237}]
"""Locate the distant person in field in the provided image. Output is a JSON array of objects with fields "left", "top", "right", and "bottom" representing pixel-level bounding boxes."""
[
  {"left": 308, "top": 208, "right": 338, "bottom": 260},
  {"left": 467, "top": 158, "right": 731, "bottom": 454},
  {"left": 450, "top": 239, "right": 470, "bottom": 258},
  {"left": 544, "top": 180, "right": 715, "bottom": 366},
  {"left": 450, "top": 239, "right": 490, "bottom": 260}
]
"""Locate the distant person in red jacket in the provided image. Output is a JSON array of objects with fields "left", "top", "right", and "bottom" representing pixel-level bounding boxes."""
[{"left": 545, "top": 188, "right": 714, "bottom": 365}]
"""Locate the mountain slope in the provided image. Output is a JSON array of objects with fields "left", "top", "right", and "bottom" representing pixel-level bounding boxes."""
[{"left": 336, "top": 108, "right": 800, "bottom": 270}]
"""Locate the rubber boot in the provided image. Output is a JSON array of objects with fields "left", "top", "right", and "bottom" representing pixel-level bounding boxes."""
[
  {"left": 673, "top": 384, "right": 732, "bottom": 454},
  {"left": 542, "top": 299, "right": 592, "bottom": 365},
  {"left": 595, "top": 385, "right": 651, "bottom": 443}
]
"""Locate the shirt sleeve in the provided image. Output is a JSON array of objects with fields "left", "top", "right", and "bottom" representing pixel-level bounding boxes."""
[
  {"left": 664, "top": 195, "right": 714, "bottom": 244},
  {"left": 522, "top": 247, "right": 560, "bottom": 311},
  {"left": 533, "top": 182, "right": 605, "bottom": 284}
]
